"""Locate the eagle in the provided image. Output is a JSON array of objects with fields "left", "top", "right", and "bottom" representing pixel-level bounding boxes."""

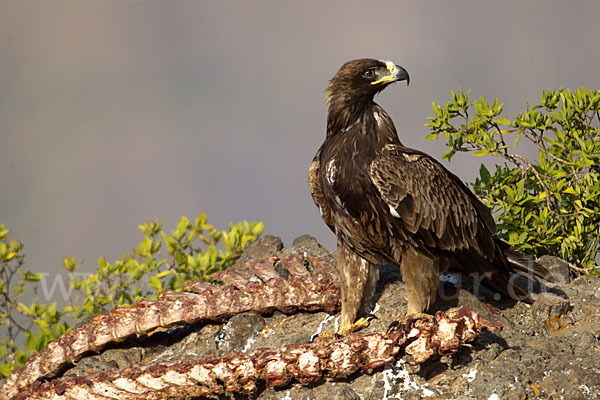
[{"left": 309, "top": 58, "right": 549, "bottom": 333}]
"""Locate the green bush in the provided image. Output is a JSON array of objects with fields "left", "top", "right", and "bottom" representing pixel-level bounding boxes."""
[
  {"left": 425, "top": 88, "right": 600, "bottom": 274},
  {"left": 0, "top": 215, "right": 263, "bottom": 377}
]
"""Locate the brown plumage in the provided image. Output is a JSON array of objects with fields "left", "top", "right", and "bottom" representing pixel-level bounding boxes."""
[{"left": 308, "top": 58, "right": 549, "bottom": 331}]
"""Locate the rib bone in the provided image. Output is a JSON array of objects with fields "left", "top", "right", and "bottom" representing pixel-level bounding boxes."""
[
  {"left": 1, "top": 255, "right": 340, "bottom": 399},
  {"left": 11, "top": 307, "right": 501, "bottom": 400}
]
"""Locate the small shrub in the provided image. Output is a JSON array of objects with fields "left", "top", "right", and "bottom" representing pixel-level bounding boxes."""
[
  {"left": 425, "top": 88, "right": 600, "bottom": 274},
  {"left": 0, "top": 215, "right": 263, "bottom": 377}
]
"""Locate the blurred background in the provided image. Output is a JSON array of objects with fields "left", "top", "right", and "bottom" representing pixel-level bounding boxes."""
[{"left": 1, "top": 1, "right": 599, "bottom": 302}]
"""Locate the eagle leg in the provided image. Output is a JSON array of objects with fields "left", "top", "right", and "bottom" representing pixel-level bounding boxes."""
[
  {"left": 336, "top": 239, "right": 379, "bottom": 336},
  {"left": 399, "top": 245, "right": 440, "bottom": 316}
]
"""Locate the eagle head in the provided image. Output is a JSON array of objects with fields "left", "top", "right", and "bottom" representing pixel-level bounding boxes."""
[{"left": 325, "top": 58, "right": 409, "bottom": 109}]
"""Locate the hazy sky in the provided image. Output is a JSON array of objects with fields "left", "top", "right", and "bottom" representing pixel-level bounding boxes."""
[{"left": 1, "top": 1, "right": 599, "bottom": 302}]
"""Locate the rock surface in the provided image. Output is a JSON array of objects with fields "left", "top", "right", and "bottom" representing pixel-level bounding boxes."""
[{"left": 25, "top": 236, "right": 600, "bottom": 399}]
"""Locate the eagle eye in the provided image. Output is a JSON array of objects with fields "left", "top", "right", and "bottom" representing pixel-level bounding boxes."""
[{"left": 363, "top": 69, "right": 375, "bottom": 79}]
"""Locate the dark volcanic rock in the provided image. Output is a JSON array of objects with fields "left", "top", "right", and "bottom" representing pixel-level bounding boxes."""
[
  {"left": 239, "top": 234, "right": 284, "bottom": 262},
  {"left": 214, "top": 311, "right": 266, "bottom": 354},
  {"left": 538, "top": 255, "right": 572, "bottom": 284},
  {"left": 284, "top": 234, "right": 333, "bottom": 259},
  {"left": 35, "top": 235, "right": 600, "bottom": 399},
  {"left": 530, "top": 292, "right": 571, "bottom": 335}
]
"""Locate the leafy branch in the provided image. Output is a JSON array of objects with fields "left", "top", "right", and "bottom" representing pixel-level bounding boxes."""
[
  {"left": 0, "top": 215, "right": 264, "bottom": 377},
  {"left": 425, "top": 88, "right": 600, "bottom": 273}
]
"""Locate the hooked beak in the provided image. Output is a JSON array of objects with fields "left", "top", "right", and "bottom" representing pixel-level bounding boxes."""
[{"left": 371, "top": 61, "right": 410, "bottom": 86}]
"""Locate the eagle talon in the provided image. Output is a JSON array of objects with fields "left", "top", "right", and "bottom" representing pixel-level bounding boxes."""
[
  {"left": 364, "top": 313, "right": 378, "bottom": 322},
  {"left": 386, "top": 320, "right": 401, "bottom": 335},
  {"left": 386, "top": 312, "right": 435, "bottom": 335}
]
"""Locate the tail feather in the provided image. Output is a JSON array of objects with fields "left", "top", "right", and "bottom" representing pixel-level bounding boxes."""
[
  {"left": 484, "top": 271, "right": 535, "bottom": 304},
  {"left": 450, "top": 237, "right": 554, "bottom": 303},
  {"left": 496, "top": 239, "right": 554, "bottom": 283},
  {"left": 479, "top": 238, "right": 555, "bottom": 304}
]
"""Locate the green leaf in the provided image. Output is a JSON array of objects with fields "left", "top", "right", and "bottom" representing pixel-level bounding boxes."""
[
  {"left": 513, "top": 131, "right": 522, "bottom": 147},
  {"left": 493, "top": 118, "right": 511, "bottom": 125},
  {"left": 23, "top": 271, "right": 41, "bottom": 282},
  {"left": 479, "top": 164, "right": 491, "bottom": 184}
]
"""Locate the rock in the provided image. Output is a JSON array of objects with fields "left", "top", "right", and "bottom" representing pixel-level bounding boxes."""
[
  {"left": 540, "top": 366, "right": 600, "bottom": 399},
  {"left": 14, "top": 236, "right": 600, "bottom": 400},
  {"left": 261, "top": 384, "right": 361, "bottom": 400},
  {"left": 214, "top": 312, "right": 265, "bottom": 354},
  {"left": 531, "top": 292, "right": 571, "bottom": 335},
  {"left": 455, "top": 288, "right": 511, "bottom": 328},
  {"left": 537, "top": 255, "right": 571, "bottom": 284},
  {"left": 285, "top": 234, "right": 333, "bottom": 258},
  {"left": 239, "top": 235, "right": 284, "bottom": 261}
]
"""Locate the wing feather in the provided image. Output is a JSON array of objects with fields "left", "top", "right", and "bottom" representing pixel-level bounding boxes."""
[
  {"left": 370, "top": 144, "right": 495, "bottom": 258},
  {"left": 308, "top": 155, "right": 335, "bottom": 232}
]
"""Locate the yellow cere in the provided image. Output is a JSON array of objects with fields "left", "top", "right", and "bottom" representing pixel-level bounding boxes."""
[{"left": 371, "top": 61, "right": 399, "bottom": 85}]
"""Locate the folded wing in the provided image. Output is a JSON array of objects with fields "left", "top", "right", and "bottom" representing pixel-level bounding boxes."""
[{"left": 370, "top": 144, "right": 497, "bottom": 261}]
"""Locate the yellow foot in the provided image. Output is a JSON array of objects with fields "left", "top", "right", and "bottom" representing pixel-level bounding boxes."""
[
  {"left": 405, "top": 311, "right": 435, "bottom": 322},
  {"left": 311, "top": 331, "right": 336, "bottom": 341},
  {"left": 386, "top": 312, "right": 435, "bottom": 335},
  {"left": 337, "top": 316, "right": 372, "bottom": 337}
]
